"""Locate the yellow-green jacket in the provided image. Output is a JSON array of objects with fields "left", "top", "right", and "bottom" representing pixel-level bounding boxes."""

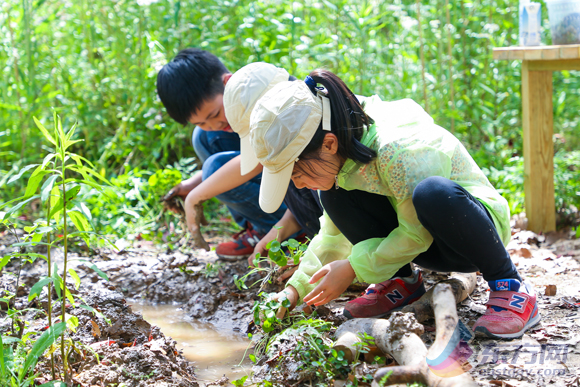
[{"left": 287, "top": 96, "right": 511, "bottom": 303}]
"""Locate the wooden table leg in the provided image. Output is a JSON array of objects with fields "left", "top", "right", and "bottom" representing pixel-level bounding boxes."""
[{"left": 521, "top": 61, "right": 556, "bottom": 233}]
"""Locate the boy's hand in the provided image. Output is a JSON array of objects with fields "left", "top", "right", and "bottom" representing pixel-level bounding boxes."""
[
  {"left": 163, "top": 171, "right": 203, "bottom": 213},
  {"left": 184, "top": 195, "right": 210, "bottom": 251},
  {"left": 250, "top": 238, "right": 269, "bottom": 267},
  {"left": 303, "top": 260, "right": 356, "bottom": 307}
]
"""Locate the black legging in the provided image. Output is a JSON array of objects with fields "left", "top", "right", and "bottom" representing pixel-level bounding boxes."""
[{"left": 320, "top": 176, "right": 521, "bottom": 282}]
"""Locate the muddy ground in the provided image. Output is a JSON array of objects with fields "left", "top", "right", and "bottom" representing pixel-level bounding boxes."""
[{"left": 1, "top": 222, "right": 580, "bottom": 387}]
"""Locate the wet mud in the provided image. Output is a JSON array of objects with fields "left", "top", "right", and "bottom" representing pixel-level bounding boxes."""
[{"left": 2, "top": 225, "right": 580, "bottom": 386}]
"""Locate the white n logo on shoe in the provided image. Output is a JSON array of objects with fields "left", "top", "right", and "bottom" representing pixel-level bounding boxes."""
[
  {"left": 246, "top": 235, "right": 261, "bottom": 247},
  {"left": 509, "top": 294, "right": 526, "bottom": 312},
  {"left": 386, "top": 289, "right": 404, "bottom": 304}
]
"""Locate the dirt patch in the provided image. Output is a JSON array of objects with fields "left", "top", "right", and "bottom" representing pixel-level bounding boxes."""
[
  {"left": 0, "top": 243, "right": 199, "bottom": 386},
  {"left": 2, "top": 224, "right": 580, "bottom": 386}
]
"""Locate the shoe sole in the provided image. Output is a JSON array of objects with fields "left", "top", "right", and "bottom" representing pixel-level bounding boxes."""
[
  {"left": 343, "top": 284, "right": 426, "bottom": 319},
  {"left": 474, "top": 310, "right": 541, "bottom": 339},
  {"left": 216, "top": 254, "right": 251, "bottom": 261}
]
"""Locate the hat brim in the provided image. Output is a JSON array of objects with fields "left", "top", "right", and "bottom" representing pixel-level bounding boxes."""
[
  {"left": 240, "top": 134, "right": 261, "bottom": 175},
  {"left": 259, "top": 161, "right": 294, "bottom": 213}
]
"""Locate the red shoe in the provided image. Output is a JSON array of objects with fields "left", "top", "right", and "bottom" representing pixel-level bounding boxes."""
[
  {"left": 473, "top": 279, "right": 541, "bottom": 339},
  {"left": 216, "top": 223, "right": 264, "bottom": 261},
  {"left": 343, "top": 270, "right": 426, "bottom": 319}
]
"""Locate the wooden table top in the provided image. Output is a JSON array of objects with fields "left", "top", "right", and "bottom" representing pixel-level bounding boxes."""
[{"left": 493, "top": 44, "right": 580, "bottom": 60}]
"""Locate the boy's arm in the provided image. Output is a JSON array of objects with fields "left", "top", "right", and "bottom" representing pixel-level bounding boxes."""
[
  {"left": 182, "top": 156, "right": 262, "bottom": 239},
  {"left": 184, "top": 155, "right": 262, "bottom": 205}
]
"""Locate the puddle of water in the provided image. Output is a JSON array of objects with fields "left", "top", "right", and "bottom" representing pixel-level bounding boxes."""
[{"left": 131, "top": 302, "right": 252, "bottom": 385}]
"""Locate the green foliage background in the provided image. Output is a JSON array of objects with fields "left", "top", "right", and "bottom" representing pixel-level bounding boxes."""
[{"left": 1, "top": 0, "right": 579, "bottom": 223}]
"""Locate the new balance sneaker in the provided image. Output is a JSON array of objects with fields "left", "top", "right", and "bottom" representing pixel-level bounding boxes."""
[
  {"left": 343, "top": 270, "right": 426, "bottom": 319},
  {"left": 473, "top": 279, "right": 541, "bottom": 339},
  {"left": 216, "top": 223, "right": 264, "bottom": 261}
]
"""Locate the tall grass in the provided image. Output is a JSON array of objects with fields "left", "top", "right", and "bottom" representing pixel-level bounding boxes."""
[{"left": 1, "top": 0, "right": 579, "bottom": 203}]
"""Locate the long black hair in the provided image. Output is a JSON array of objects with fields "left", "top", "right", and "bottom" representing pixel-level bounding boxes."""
[{"left": 296, "top": 69, "right": 376, "bottom": 177}]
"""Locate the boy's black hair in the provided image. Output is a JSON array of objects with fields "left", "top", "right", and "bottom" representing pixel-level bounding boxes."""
[{"left": 156, "top": 48, "right": 229, "bottom": 125}]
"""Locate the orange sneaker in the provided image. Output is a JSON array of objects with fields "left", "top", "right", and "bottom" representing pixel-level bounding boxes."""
[{"left": 215, "top": 223, "right": 264, "bottom": 261}]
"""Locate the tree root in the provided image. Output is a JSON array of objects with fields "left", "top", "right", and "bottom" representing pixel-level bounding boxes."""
[
  {"left": 401, "top": 272, "right": 477, "bottom": 323},
  {"left": 334, "top": 281, "right": 478, "bottom": 387}
]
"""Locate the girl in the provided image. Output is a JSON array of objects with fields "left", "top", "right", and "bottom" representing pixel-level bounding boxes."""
[{"left": 247, "top": 69, "right": 540, "bottom": 339}]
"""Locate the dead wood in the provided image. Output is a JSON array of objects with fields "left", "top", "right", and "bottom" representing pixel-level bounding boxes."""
[
  {"left": 334, "top": 282, "right": 478, "bottom": 387},
  {"left": 401, "top": 272, "right": 477, "bottom": 323}
]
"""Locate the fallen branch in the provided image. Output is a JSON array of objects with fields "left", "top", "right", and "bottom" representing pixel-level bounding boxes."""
[
  {"left": 401, "top": 272, "right": 477, "bottom": 323},
  {"left": 334, "top": 282, "right": 478, "bottom": 386}
]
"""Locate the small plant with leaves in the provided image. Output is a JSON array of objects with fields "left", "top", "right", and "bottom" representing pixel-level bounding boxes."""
[
  {"left": 251, "top": 292, "right": 291, "bottom": 334},
  {"left": 200, "top": 261, "right": 224, "bottom": 278},
  {"left": 233, "top": 232, "right": 308, "bottom": 292},
  {"left": 1, "top": 113, "right": 113, "bottom": 384}
]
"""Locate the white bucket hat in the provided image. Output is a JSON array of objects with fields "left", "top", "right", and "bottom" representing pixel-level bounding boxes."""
[
  {"left": 223, "top": 62, "right": 289, "bottom": 175},
  {"left": 249, "top": 80, "right": 331, "bottom": 213}
]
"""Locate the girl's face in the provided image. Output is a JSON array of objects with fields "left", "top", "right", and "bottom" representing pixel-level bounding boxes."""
[{"left": 291, "top": 133, "right": 342, "bottom": 191}]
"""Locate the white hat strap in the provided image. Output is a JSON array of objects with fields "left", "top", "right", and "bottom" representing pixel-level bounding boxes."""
[{"left": 318, "top": 91, "right": 331, "bottom": 131}]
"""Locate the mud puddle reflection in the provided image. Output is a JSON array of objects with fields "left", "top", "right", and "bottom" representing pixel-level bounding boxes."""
[{"left": 132, "top": 302, "right": 251, "bottom": 385}]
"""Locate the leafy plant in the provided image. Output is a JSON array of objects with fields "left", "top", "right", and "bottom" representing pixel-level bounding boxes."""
[
  {"left": 0, "top": 323, "right": 67, "bottom": 387},
  {"left": 252, "top": 292, "right": 291, "bottom": 334},
  {"left": 1, "top": 114, "right": 112, "bottom": 383},
  {"left": 200, "top": 262, "right": 224, "bottom": 278},
  {"left": 234, "top": 235, "right": 308, "bottom": 292}
]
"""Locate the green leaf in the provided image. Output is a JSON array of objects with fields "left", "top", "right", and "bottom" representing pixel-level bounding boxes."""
[
  {"left": 65, "top": 184, "right": 81, "bottom": 202},
  {"left": 25, "top": 166, "right": 49, "bottom": 197},
  {"left": 0, "top": 255, "right": 12, "bottom": 270},
  {"left": 7, "top": 164, "right": 39, "bottom": 185},
  {"left": 2, "top": 195, "right": 40, "bottom": 220},
  {"left": 41, "top": 153, "right": 57, "bottom": 169},
  {"left": 19, "top": 322, "right": 66, "bottom": 382},
  {"left": 0, "top": 335, "right": 6, "bottom": 376},
  {"left": 89, "top": 263, "right": 109, "bottom": 281},
  {"left": 38, "top": 382, "right": 67, "bottom": 387},
  {"left": 79, "top": 304, "right": 109, "bottom": 322},
  {"left": 268, "top": 240, "right": 281, "bottom": 253},
  {"left": 68, "top": 268, "right": 81, "bottom": 290},
  {"left": 69, "top": 210, "right": 91, "bottom": 233},
  {"left": 65, "top": 122, "right": 77, "bottom": 142},
  {"left": 29, "top": 277, "right": 53, "bottom": 302},
  {"left": 41, "top": 175, "right": 60, "bottom": 203},
  {"left": 64, "top": 287, "right": 75, "bottom": 306},
  {"left": 33, "top": 117, "right": 57, "bottom": 146},
  {"left": 53, "top": 265, "right": 62, "bottom": 298},
  {"left": 31, "top": 232, "right": 43, "bottom": 244},
  {"left": 65, "top": 314, "right": 79, "bottom": 332},
  {"left": 48, "top": 196, "right": 64, "bottom": 220}
]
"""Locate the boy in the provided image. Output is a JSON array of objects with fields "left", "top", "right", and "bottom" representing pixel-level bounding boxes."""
[{"left": 156, "top": 48, "right": 288, "bottom": 260}]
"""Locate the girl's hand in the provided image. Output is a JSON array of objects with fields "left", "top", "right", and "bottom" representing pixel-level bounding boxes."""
[
  {"left": 303, "top": 260, "right": 356, "bottom": 306},
  {"left": 269, "top": 286, "right": 299, "bottom": 319}
]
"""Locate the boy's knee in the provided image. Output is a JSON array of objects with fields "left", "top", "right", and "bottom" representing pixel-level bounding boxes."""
[
  {"left": 192, "top": 127, "right": 207, "bottom": 158},
  {"left": 201, "top": 153, "right": 229, "bottom": 179}
]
